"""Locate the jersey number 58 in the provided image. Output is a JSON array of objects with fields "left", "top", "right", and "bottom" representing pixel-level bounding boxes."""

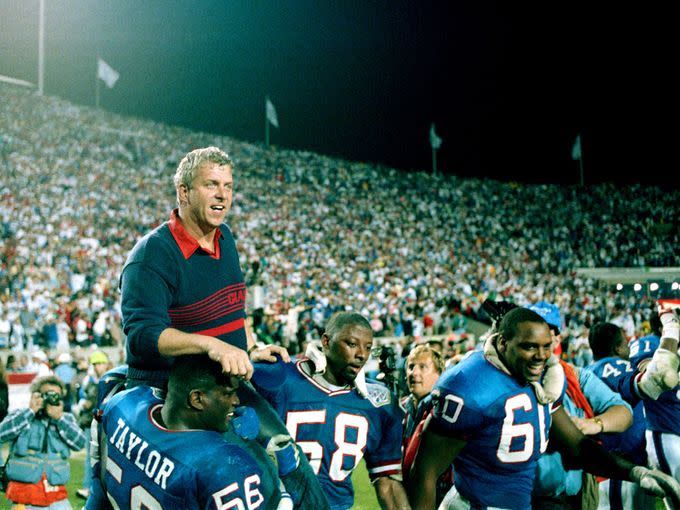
[{"left": 286, "top": 410, "right": 369, "bottom": 481}]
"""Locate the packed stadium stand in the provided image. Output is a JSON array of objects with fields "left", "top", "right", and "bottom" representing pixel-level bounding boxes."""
[{"left": 0, "top": 82, "right": 678, "bottom": 364}]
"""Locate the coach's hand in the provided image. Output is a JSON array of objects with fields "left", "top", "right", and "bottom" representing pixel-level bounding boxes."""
[
  {"left": 250, "top": 344, "right": 291, "bottom": 364},
  {"left": 630, "top": 466, "right": 680, "bottom": 507},
  {"left": 205, "top": 337, "right": 253, "bottom": 379}
]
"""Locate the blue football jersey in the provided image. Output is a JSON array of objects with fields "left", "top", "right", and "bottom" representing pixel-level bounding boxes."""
[
  {"left": 428, "top": 351, "right": 564, "bottom": 510},
  {"left": 252, "top": 359, "right": 403, "bottom": 510},
  {"left": 588, "top": 357, "right": 647, "bottom": 464},
  {"left": 101, "top": 386, "right": 281, "bottom": 510},
  {"left": 629, "top": 335, "right": 680, "bottom": 435}
]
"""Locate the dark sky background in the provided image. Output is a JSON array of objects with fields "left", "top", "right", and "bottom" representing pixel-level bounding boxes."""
[{"left": 0, "top": 1, "right": 674, "bottom": 185}]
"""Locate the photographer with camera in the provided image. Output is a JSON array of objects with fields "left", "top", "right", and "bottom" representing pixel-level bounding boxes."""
[{"left": 0, "top": 375, "right": 86, "bottom": 509}]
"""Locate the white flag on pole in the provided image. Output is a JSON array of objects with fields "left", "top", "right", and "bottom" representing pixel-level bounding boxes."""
[
  {"left": 97, "top": 58, "right": 119, "bottom": 89},
  {"left": 429, "top": 123, "right": 442, "bottom": 150},
  {"left": 266, "top": 98, "right": 279, "bottom": 128},
  {"left": 0, "top": 74, "right": 34, "bottom": 88}
]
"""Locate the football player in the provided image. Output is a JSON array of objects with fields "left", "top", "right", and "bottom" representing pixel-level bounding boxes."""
[
  {"left": 251, "top": 311, "right": 409, "bottom": 510},
  {"left": 588, "top": 321, "right": 655, "bottom": 508},
  {"left": 407, "top": 307, "right": 680, "bottom": 510},
  {"left": 99, "top": 354, "right": 290, "bottom": 509}
]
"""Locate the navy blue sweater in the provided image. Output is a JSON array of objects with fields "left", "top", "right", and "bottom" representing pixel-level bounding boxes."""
[{"left": 120, "top": 211, "right": 246, "bottom": 387}]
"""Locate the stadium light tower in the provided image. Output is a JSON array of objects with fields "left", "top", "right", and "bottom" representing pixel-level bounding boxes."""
[{"left": 38, "top": 0, "right": 45, "bottom": 95}]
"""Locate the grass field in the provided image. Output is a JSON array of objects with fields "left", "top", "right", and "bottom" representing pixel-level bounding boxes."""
[{"left": 0, "top": 451, "right": 666, "bottom": 509}]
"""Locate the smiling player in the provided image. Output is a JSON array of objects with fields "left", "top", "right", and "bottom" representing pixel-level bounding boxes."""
[
  {"left": 100, "top": 354, "right": 286, "bottom": 509},
  {"left": 407, "top": 307, "right": 680, "bottom": 510}
]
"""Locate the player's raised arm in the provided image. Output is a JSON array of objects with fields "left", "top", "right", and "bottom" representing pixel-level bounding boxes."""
[{"left": 636, "top": 305, "right": 680, "bottom": 399}]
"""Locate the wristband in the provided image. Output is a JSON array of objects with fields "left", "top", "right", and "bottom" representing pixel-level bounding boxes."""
[{"left": 274, "top": 442, "right": 299, "bottom": 477}]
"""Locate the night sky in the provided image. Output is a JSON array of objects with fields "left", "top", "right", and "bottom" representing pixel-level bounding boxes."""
[{"left": 0, "top": 1, "right": 674, "bottom": 185}]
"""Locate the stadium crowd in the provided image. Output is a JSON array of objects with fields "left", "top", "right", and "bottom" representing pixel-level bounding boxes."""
[{"left": 1, "top": 83, "right": 677, "bottom": 365}]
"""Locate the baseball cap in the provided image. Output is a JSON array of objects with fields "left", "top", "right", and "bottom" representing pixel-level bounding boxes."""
[
  {"left": 56, "top": 352, "right": 72, "bottom": 364},
  {"left": 32, "top": 350, "right": 48, "bottom": 362},
  {"left": 528, "top": 301, "right": 562, "bottom": 332},
  {"left": 89, "top": 351, "right": 110, "bottom": 365}
]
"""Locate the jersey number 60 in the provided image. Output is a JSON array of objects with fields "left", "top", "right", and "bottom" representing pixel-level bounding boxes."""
[{"left": 440, "top": 392, "right": 548, "bottom": 464}]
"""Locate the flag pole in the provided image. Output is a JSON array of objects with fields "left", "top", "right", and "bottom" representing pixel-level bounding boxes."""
[
  {"left": 37, "top": 0, "right": 45, "bottom": 96},
  {"left": 432, "top": 147, "right": 437, "bottom": 175},
  {"left": 429, "top": 123, "right": 442, "bottom": 175},
  {"left": 265, "top": 97, "right": 270, "bottom": 146},
  {"left": 572, "top": 134, "right": 584, "bottom": 186},
  {"left": 95, "top": 57, "right": 100, "bottom": 109}
]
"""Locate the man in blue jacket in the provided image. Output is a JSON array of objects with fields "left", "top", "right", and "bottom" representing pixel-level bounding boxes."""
[{"left": 0, "top": 375, "right": 86, "bottom": 508}]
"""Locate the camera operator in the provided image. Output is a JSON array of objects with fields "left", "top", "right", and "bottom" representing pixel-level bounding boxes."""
[
  {"left": 0, "top": 375, "right": 86, "bottom": 509},
  {"left": 377, "top": 343, "right": 405, "bottom": 399}
]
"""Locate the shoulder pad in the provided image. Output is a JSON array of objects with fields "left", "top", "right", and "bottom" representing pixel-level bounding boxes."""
[
  {"left": 364, "top": 381, "right": 392, "bottom": 408},
  {"left": 97, "top": 365, "right": 129, "bottom": 407}
]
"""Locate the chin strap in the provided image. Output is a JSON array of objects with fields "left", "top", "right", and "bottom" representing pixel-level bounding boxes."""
[
  {"left": 304, "top": 340, "right": 326, "bottom": 374},
  {"left": 483, "top": 334, "right": 563, "bottom": 405},
  {"left": 304, "top": 339, "right": 368, "bottom": 398},
  {"left": 354, "top": 367, "right": 368, "bottom": 398}
]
